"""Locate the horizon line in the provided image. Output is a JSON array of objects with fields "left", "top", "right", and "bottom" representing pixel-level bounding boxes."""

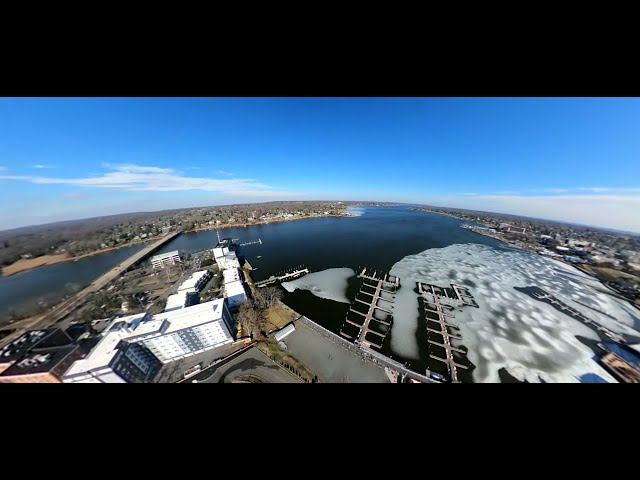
[{"left": 2, "top": 200, "right": 639, "bottom": 237}]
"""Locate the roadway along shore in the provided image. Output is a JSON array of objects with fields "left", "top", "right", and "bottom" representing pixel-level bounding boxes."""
[{"left": 0, "top": 231, "right": 182, "bottom": 345}]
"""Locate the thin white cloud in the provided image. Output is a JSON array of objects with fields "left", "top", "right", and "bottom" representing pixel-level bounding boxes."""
[
  {"left": 33, "top": 164, "right": 55, "bottom": 169},
  {"left": 491, "top": 190, "right": 521, "bottom": 195},
  {"left": 0, "top": 163, "right": 301, "bottom": 197},
  {"left": 529, "top": 188, "right": 569, "bottom": 194},
  {"left": 214, "top": 170, "right": 235, "bottom": 177},
  {"left": 576, "top": 187, "right": 640, "bottom": 193},
  {"left": 100, "top": 163, "right": 174, "bottom": 174}
]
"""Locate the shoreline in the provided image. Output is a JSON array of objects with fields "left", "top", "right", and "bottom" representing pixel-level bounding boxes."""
[
  {"left": 1, "top": 212, "right": 353, "bottom": 277},
  {"left": 186, "top": 212, "right": 352, "bottom": 234},
  {"left": 1, "top": 237, "right": 156, "bottom": 277},
  {"left": 414, "top": 208, "right": 640, "bottom": 312}
]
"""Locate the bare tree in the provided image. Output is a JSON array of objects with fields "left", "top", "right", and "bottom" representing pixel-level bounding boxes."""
[
  {"left": 236, "top": 300, "right": 265, "bottom": 338},
  {"left": 260, "top": 285, "right": 283, "bottom": 308}
]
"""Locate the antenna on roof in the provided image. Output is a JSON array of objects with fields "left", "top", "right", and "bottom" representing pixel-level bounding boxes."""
[{"left": 216, "top": 229, "right": 221, "bottom": 243}]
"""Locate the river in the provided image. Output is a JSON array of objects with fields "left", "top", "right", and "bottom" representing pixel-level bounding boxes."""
[
  {"left": 3, "top": 206, "right": 637, "bottom": 382},
  {"left": 0, "top": 243, "right": 147, "bottom": 322}
]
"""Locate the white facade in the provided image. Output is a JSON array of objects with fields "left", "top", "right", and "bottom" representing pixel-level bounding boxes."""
[
  {"left": 63, "top": 299, "right": 236, "bottom": 383},
  {"left": 178, "top": 270, "right": 211, "bottom": 293},
  {"left": 63, "top": 312, "right": 165, "bottom": 383},
  {"left": 151, "top": 250, "right": 181, "bottom": 269}
]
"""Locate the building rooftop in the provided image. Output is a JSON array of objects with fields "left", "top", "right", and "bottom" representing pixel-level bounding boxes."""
[
  {"left": 0, "top": 329, "right": 73, "bottom": 365},
  {"left": 223, "top": 268, "right": 241, "bottom": 284},
  {"left": 154, "top": 299, "right": 226, "bottom": 334},
  {"left": 225, "top": 280, "right": 246, "bottom": 299},
  {"left": 178, "top": 270, "right": 210, "bottom": 292},
  {"left": 165, "top": 292, "right": 188, "bottom": 312},
  {"left": 0, "top": 344, "right": 83, "bottom": 377},
  {"left": 215, "top": 238, "right": 233, "bottom": 249}
]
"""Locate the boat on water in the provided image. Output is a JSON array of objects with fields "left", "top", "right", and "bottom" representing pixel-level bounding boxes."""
[{"left": 257, "top": 255, "right": 262, "bottom": 259}]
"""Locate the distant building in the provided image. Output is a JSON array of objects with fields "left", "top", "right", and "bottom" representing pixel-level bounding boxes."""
[
  {"left": 498, "top": 223, "right": 526, "bottom": 234},
  {"left": 63, "top": 299, "right": 236, "bottom": 383},
  {"left": 620, "top": 249, "right": 640, "bottom": 263},
  {"left": 568, "top": 239, "right": 591, "bottom": 249},
  {"left": 151, "top": 250, "right": 181, "bottom": 269}
]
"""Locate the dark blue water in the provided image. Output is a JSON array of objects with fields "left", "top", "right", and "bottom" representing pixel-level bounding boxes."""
[
  {"left": 154, "top": 206, "right": 502, "bottom": 283},
  {"left": 0, "top": 243, "right": 147, "bottom": 322},
  {"left": 0, "top": 207, "right": 500, "bottom": 327}
]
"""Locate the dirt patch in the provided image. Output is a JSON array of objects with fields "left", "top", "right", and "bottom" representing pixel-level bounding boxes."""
[
  {"left": 264, "top": 302, "right": 298, "bottom": 333},
  {"left": 2, "top": 254, "right": 70, "bottom": 276}
]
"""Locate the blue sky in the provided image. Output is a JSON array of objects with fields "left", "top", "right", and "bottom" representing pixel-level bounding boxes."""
[{"left": 1, "top": 97, "right": 639, "bottom": 232}]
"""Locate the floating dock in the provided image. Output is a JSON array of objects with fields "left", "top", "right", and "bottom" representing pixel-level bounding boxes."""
[
  {"left": 255, "top": 266, "right": 310, "bottom": 288},
  {"left": 240, "top": 238, "right": 262, "bottom": 247},
  {"left": 340, "top": 268, "right": 398, "bottom": 350},
  {"left": 417, "top": 281, "right": 476, "bottom": 383}
]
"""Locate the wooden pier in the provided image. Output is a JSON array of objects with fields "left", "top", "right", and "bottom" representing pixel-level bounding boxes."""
[
  {"left": 240, "top": 238, "right": 262, "bottom": 247},
  {"left": 255, "top": 266, "right": 310, "bottom": 288},
  {"left": 340, "top": 268, "right": 398, "bottom": 350},
  {"left": 417, "top": 281, "right": 473, "bottom": 383}
]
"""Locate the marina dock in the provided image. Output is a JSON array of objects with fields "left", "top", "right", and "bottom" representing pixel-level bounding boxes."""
[
  {"left": 255, "top": 266, "right": 310, "bottom": 288},
  {"left": 340, "top": 268, "right": 398, "bottom": 350},
  {"left": 417, "top": 281, "right": 477, "bottom": 383}
]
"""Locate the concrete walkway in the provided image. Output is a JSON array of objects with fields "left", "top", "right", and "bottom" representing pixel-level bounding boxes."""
[{"left": 284, "top": 321, "right": 389, "bottom": 383}]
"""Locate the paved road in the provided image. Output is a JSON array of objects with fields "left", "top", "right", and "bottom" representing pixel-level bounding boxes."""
[
  {"left": 0, "top": 232, "right": 181, "bottom": 347},
  {"left": 189, "top": 346, "right": 300, "bottom": 383}
]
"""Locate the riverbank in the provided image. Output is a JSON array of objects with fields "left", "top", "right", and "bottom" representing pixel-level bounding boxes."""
[
  {"left": 187, "top": 212, "right": 352, "bottom": 234},
  {"left": 1, "top": 212, "right": 355, "bottom": 277},
  {"left": 1, "top": 237, "right": 158, "bottom": 277}
]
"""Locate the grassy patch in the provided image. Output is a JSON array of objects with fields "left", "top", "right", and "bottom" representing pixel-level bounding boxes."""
[{"left": 263, "top": 302, "right": 298, "bottom": 333}]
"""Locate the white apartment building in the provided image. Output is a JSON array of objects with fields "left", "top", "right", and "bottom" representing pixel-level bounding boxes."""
[
  {"left": 177, "top": 270, "right": 212, "bottom": 293},
  {"left": 63, "top": 299, "right": 236, "bottom": 383},
  {"left": 151, "top": 250, "right": 181, "bottom": 269}
]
